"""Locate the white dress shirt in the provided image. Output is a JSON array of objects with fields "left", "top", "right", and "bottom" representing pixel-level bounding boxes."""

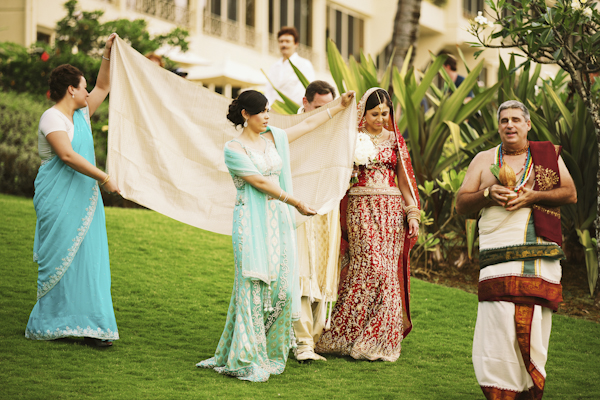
[{"left": 265, "top": 52, "right": 315, "bottom": 106}]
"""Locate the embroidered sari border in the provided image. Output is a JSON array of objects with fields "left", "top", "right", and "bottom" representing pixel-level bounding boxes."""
[{"left": 479, "top": 243, "right": 564, "bottom": 269}]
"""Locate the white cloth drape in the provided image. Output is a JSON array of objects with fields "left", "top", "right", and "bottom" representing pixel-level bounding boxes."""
[{"left": 107, "top": 38, "right": 357, "bottom": 235}]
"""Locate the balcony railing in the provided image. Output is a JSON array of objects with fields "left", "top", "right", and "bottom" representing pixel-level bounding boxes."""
[
  {"left": 203, "top": 13, "right": 259, "bottom": 49},
  {"left": 127, "top": 0, "right": 189, "bottom": 26}
]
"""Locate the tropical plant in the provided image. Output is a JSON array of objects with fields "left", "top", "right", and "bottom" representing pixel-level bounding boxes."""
[
  {"left": 468, "top": 0, "right": 600, "bottom": 295},
  {"left": 392, "top": 48, "right": 502, "bottom": 255}
]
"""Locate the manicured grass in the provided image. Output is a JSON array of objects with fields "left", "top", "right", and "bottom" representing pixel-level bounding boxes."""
[{"left": 1, "top": 193, "right": 599, "bottom": 399}]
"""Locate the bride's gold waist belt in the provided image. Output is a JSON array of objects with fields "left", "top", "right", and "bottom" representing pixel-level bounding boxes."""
[{"left": 348, "top": 186, "right": 401, "bottom": 196}]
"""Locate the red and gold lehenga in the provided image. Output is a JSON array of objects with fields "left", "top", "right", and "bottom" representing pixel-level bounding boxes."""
[{"left": 315, "top": 88, "right": 419, "bottom": 362}]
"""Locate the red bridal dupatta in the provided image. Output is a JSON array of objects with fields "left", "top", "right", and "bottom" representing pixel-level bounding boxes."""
[{"left": 339, "top": 87, "right": 420, "bottom": 338}]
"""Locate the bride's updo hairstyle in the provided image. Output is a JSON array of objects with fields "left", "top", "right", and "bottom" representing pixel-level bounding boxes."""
[
  {"left": 227, "top": 90, "right": 268, "bottom": 128},
  {"left": 365, "top": 89, "right": 392, "bottom": 111}
]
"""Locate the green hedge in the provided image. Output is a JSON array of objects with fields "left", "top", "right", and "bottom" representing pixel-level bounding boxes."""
[{"left": 0, "top": 90, "right": 109, "bottom": 198}]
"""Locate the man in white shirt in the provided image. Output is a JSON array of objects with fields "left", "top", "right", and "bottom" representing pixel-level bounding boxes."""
[
  {"left": 294, "top": 80, "right": 341, "bottom": 362},
  {"left": 265, "top": 26, "right": 315, "bottom": 106}
]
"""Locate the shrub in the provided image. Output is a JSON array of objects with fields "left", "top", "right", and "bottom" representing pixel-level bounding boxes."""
[
  {"left": 0, "top": 90, "right": 109, "bottom": 198},
  {"left": 0, "top": 91, "right": 50, "bottom": 196}
]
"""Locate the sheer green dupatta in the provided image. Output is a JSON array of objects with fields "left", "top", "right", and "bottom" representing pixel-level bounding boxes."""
[
  {"left": 32, "top": 108, "right": 99, "bottom": 299},
  {"left": 223, "top": 126, "right": 300, "bottom": 319}
]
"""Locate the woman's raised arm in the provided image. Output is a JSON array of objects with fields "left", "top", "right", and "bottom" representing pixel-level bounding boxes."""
[
  {"left": 285, "top": 91, "right": 355, "bottom": 143},
  {"left": 87, "top": 33, "right": 118, "bottom": 116}
]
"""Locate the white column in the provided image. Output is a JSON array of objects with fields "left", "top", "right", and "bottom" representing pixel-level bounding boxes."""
[
  {"left": 311, "top": 0, "right": 327, "bottom": 72},
  {"left": 256, "top": 0, "right": 269, "bottom": 55},
  {"left": 25, "top": 0, "right": 35, "bottom": 47},
  {"left": 191, "top": 0, "right": 204, "bottom": 34}
]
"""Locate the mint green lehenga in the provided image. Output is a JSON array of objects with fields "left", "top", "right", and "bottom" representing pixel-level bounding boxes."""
[{"left": 197, "top": 126, "right": 300, "bottom": 382}]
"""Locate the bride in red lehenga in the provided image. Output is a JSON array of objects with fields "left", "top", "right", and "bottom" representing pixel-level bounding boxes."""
[{"left": 315, "top": 88, "right": 420, "bottom": 362}]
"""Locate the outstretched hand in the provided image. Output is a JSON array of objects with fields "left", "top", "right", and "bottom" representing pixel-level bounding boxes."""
[
  {"left": 103, "top": 178, "right": 121, "bottom": 195},
  {"left": 295, "top": 201, "right": 317, "bottom": 216},
  {"left": 105, "top": 33, "right": 118, "bottom": 51},
  {"left": 340, "top": 91, "right": 356, "bottom": 108}
]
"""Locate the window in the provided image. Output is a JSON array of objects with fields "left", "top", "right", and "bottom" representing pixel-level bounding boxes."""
[
  {"left": 268, "top": 0, "right": 312, "bottom": 46},
  {"left": 37, "top": 32, "right": 51, "bottom": 44},
  {"left": 463, "top": 0, "right": 484, "bottom": 17},
  {"left": 246, "top": 0, "right": 255, "bottom": 27},
  {"left": 209, "top": 0, "right": 222, "bottom": 16},
  {"left": 228, "top": 0, "right": 238, "bottom": 21},
  {"left": 326, "top": 5, "right": 364, "bottom": 59},
  {"left": 204, "top": 0, "right": 257, "bottom": 45},
  {"left": 206, "top": 0, "right": 255, "bottom": 25}
]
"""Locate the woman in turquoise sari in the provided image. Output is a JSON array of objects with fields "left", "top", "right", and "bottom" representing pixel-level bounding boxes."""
[
  {"left": 197, "top": 89, "right": 354, "bottom": 381},
  {"left": 25, "top": 33, "right": 120, "bottom": 347}
]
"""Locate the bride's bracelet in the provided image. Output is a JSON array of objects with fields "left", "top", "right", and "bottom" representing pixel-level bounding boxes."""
[
  {"left": 405, "top": 205, "right": 421, "bottom": 224},
  {"left": 404, "top": 205, "right": 419, "bottom": 213}
]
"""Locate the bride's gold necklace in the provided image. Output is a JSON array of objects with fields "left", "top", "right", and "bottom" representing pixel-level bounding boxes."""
[{"left": 361, "top": 128, "right": 383, "bottom": 144}]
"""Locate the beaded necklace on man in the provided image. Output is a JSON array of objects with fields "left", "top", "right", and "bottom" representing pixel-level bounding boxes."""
[{"left": 495, "top": 143, "right": 534, "bottom": 192}]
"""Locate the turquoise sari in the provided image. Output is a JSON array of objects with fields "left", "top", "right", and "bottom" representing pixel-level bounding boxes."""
[
  {"left": 198, "top": 126, "right": 299, "bottom": 382},
  {"left": 25, "top": 107, "right": 119, "bottom": 341}
]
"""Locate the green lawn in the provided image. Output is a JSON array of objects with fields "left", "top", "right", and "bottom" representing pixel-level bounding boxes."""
[{"left": 1, "top": 193, "right": 598, "bottom": 399}]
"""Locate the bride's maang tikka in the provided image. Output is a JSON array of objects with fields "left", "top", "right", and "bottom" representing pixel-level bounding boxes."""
[{"left": 375, "top": 91, "right": 384, "bottom": 113}]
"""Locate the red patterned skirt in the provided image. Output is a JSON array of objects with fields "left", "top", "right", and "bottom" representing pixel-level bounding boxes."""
[{"left": 315, "top": 194, "right": 405, "bottom": 361}]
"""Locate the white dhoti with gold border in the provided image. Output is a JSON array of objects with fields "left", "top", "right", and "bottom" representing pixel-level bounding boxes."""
[{"left": 473, "top": 206, "right": 564, "bottom": 400}]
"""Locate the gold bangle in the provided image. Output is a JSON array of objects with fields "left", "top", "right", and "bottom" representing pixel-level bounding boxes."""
[
  {"left": 405, "top": 205, "right": 419, "bottom": 212},
  {"left": 100, "top": 175, "right": 110, "bottom": 186}
]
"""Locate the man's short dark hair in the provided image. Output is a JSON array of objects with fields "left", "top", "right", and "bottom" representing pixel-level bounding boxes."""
[
  {"left": 305, "top": 80, "right": 336, "bottom": 103},
  {"left": 277, "top": 26, "right": 299, "bottom": 44},
  {"left": 438, "top": 51, "right": 457, "bottom": 72}
]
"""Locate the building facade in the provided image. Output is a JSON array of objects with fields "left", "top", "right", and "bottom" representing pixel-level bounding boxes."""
[{"left": 1, "top": 0, "right": 559, "bottom": 97}]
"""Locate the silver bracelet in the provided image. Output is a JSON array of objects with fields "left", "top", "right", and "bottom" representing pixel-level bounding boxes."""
[
  {"left": 102, "top": 55, "right": 110, "bottom": 61},
  {"left": 278, "top": 189, "right": 284, "bottom": 201},
  {"left": 326, "top": 108, "right": 332, "bottom": 119}
]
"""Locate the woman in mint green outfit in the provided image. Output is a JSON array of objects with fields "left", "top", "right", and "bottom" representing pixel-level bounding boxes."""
[
  {"left": 197, "top": 90, "right": 354, "bottom": 381},
  {"left": 25, "top": 34, "right": 120, "bottom": 347}
]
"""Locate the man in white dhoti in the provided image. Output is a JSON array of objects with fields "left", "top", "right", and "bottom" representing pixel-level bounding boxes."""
[
  {"left": 294, "top": 80, "right": 341, "bottom": 362},
  {"left": 456, "top": 100, "right": 577, "bottom": 399}
]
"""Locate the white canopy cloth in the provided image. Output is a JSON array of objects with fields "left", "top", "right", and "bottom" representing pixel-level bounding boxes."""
[{"left": 107, "top": 38, "right": 357, "bottom": 236}]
